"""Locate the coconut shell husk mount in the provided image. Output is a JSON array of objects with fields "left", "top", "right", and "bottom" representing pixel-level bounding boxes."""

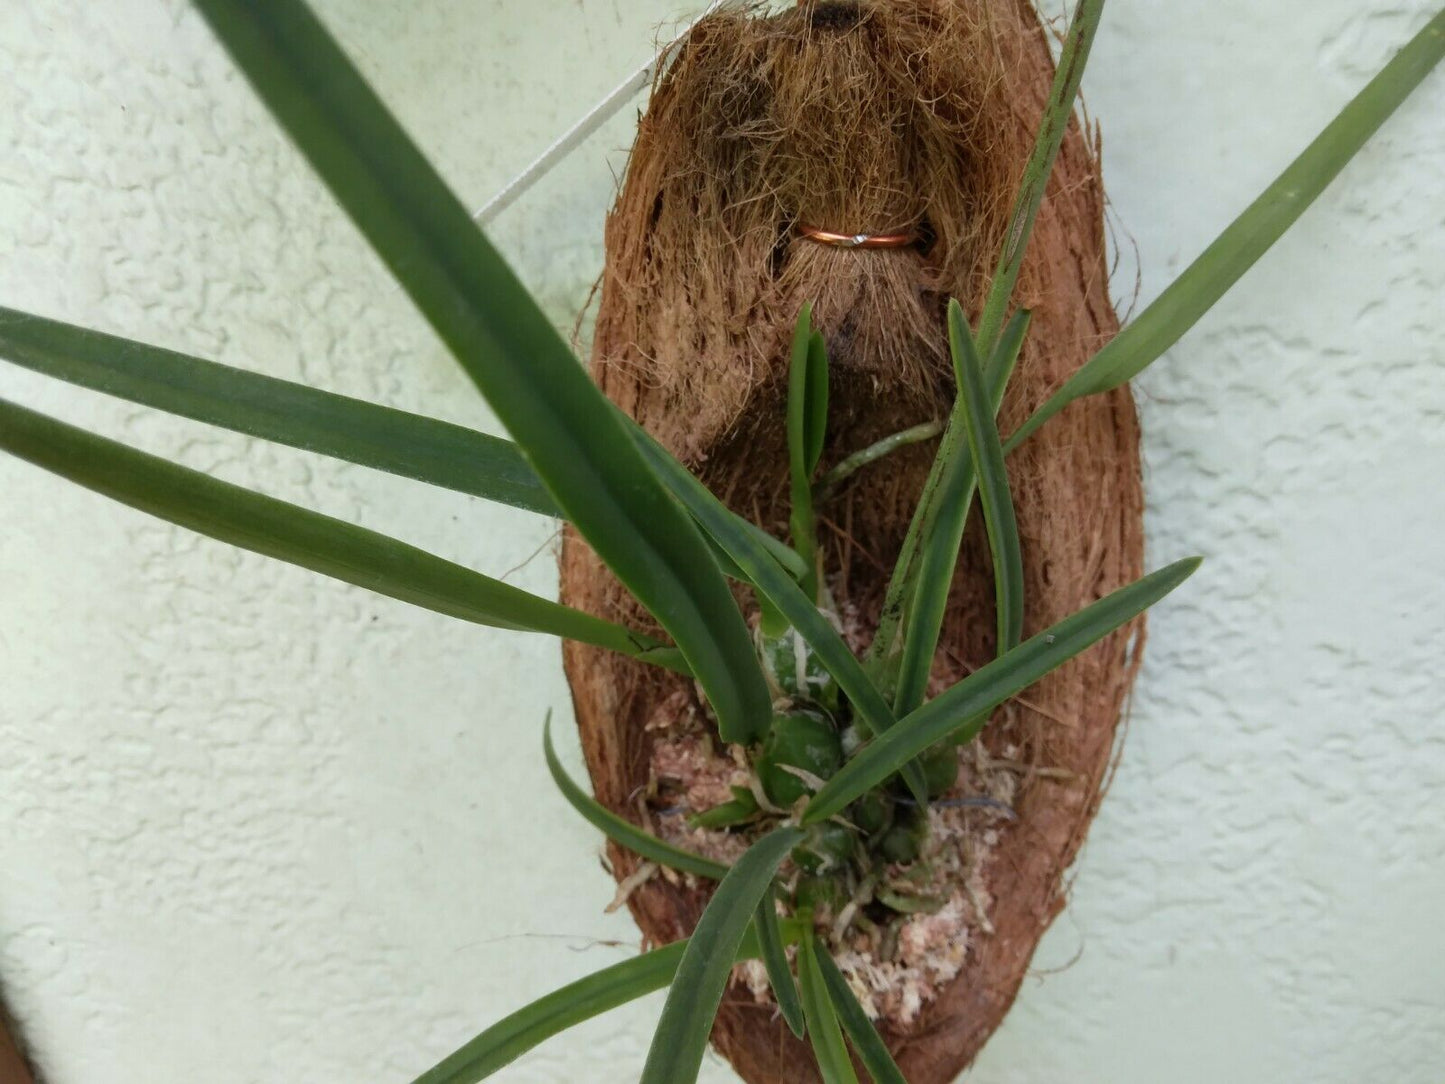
[{"left": 560, "top": 1, "right": 1144, "bottom": 1081}]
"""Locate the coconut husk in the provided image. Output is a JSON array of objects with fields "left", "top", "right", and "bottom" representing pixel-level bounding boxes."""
[{"left": 559, "top": 0, "right": 1144, "bottom": 1080}]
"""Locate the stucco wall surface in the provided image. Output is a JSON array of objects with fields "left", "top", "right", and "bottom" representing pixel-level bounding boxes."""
[{"left": 0, "top": 2, "right": 1441, "bottom": 1082}]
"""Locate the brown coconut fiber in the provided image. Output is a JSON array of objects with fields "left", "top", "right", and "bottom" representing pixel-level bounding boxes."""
[{"left": 560, "top": 1, "right": 1145, "bottom": 1080}]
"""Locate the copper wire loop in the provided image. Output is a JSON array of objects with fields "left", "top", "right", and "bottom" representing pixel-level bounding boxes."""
[{"left": 795, "top": 224, "right": 917, "bottom": 249}]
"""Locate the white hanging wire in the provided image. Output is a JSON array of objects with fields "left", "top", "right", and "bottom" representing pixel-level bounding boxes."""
[{"left": 471, "top": 1, "right": 727, "bottom": 226}]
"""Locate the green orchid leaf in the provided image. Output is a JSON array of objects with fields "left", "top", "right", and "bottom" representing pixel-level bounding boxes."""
[
  {"left": 543, "top": 716, "right": 728, "bottom": 881},
  {"left": 1006, "top": 8, "right": 1445, "bottom": 452},
  {"left": 976, "top": 0, "right": 1105, "bottom": 356},
  {"left": 870, "top": 0, "right": 1103, "bottom": 677},
  {"left": 640, "top": 828, "right": 803, "bottom": 1084},
  {"left": 891, "top": 308, "right": 1029, "bottom": 718},
  {"left": 798, "top": 932, "right": 860, "bottom": 1084},
  {"left": 629, "top": 432, "right": 931, "bottom": 804},
  {"left": 0, "top": 304, "right": 802, "bottom": 589},
  {"left": 805, "top": 557, "right": 1201, "bottom": 822},
  {"left": 0, "top": 305, "right": 557, "bottom": 517},
  {"left": 192, "top": 0, "right": 771, "bottom": 744},
  {"left": 687, "top": 786, "right": 759, "bottom": 831},
  {"left": 411, "top": 925, "right": 777, "bottom": 1084},
  {"left": 815, "top": 944, "right": 907, "bottom": 1084},
  {"left": 755, "top": 890, "right": 806, "bottom": 1038},
  {"left": 410, "top": 941, "right": 684, "bottom": 1084},
  {"left": 950, "top": 301, "right": 1024, "bottom": 654},
  {"left": 618, "top": 413, "right": 809, "bottom": 583},
  {"left": 0, "top": 397, "right": 684, "bottom": 672}
]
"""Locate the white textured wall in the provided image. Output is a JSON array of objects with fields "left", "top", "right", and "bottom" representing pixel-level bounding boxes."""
[{"left": 0, "top": 3, "right": 1440, "bottom": 1082}]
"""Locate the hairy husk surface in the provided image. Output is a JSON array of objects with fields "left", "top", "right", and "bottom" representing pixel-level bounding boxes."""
[{"left": 560, "top": 1, "right": 1144, "bottom": 1079}]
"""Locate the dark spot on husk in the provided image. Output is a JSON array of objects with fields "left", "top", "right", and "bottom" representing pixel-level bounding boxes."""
[
  {"left": 769, "top": 217, "right": 794, "bottom": 281},
  {"left": 809, "top": 2, "right": 866, "bottom": 33}
]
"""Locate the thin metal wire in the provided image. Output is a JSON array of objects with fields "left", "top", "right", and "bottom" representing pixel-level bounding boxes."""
[
  {"left": 471, "top": 1, "right": 727, "bottom": 226},
  {"left": 796, "top": 224, "right": 918, "bottom": 249}
]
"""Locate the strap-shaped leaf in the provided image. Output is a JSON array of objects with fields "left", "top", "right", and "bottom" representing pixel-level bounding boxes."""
[
  {"left": 755, "top": 890, "right": 806, "bottom": 1038},
  {"left": 192, "top": 0, "right": 771, "bottom": 744},
  {"left": 0, "top": 397, "right": 684, "bottom": 671},
  {"left": 0, "top": 305, "right": 558, "bottom": 517},
  {"left": 976, "top": 0, "right": 1104, "bottom": 357},
  {"left": 629, "top": 432, "right": 930, "bottom": 803},
  {"left": 640, "top": 828, "right": 803, "bottom": 1084},
  {"left": 410, "top": 940, "right": 684, "bottom": 1084},
  {"left": 869, "top": 0, "right": 1103, "bottom": 677},
  {"left": 798, "top": 933, "right": 860, "bottom": 1084},
  {"left": 814, "top": 943, "right": 907, "bottom": 1084},
  {"left": 709, "top": 514, "right": 807, "bottom": 584},
  {"left": 411, "top": 925, "right": 776, "bottom": 1084},
  {"left": 0, "top": 305, "right": 803, "bottom": 585},
  {"left": 892, "top": 309, "right": 1029, "bottom": 717},
  {"left": 951, "top": 302, "right": 1024, "bottom": 653},
  {"left": 616, "top": 416, "right": 809, "bottom": 584},
  {"left": 804, "top": 557, "right": 1201, "bottom": 822},
  {"left": 1006, "top": 8, "right": 1445, "bottom": 452},
  {"left": 543, "top": 717, "right": 728, "bottom": 881}
]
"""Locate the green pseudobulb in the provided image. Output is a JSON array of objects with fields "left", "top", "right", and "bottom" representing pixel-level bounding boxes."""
[
  {"left": 876, "top": 802, "right": 928, "bottom": 864},
  {"left": 757, "top": 625, "right": 841, "bottom": 714},
  {"left": 756, "top": 710, "right": 843, "bottom": 806},
  {"left": 792, "top": 821, "right": 855, "bottom": 874}
]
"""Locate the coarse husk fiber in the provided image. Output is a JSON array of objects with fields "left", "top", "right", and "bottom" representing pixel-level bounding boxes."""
[{"left": 559, "top": 0, "right": 1145, "bottom": 1080}]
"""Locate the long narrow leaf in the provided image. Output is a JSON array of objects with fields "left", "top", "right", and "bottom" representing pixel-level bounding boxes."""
[
  {"left": 976, "top": 0, "right": 1105, "bottom": 357},
  {"left": 1006, "top": 8, "right": 1445, "bottom": 452},
  {"left": 410, "top": 941, "right": 684, "bottom": 1084},
  {"left": 0, "top": 304, "right": 802, "bottom": 593},
  {"left": 0, "top": 305, "right": 558, "bottom": 516},
  {"left": 193, "top": 0, "right": 771, "bottom": 744},
  {"left": 629, "top": 433, "right": 930, "bottom": 803},
  {"left": 798, "top": 933, "right": 859, "bottom": 1084},
  {"left": 815, "top": 945, "right": 907, "bottom": 1084},
  {"left": 543, "top": 717, "right": 728, "bottom": 881},
  {"left": 640, "top": 828, "right": 803, "bottom": 1084},
  {"left": 0, "top": 305, "right": 804, "bottom": 585},
  {"left": 412, "top": 925, "right": 777, "bottom": 1084},
  {"left": 755, "top": 890, "right": 805, "bottom": 1038},
  {"left": 892, "top": 310, "right": 1029, "bottom": 717},
  {"left": 0, "top": 397, "right": 685, "bottom": 671},
  {"left": 618, "top": 416, "right": 809, "bottom": 583},
  {"left": 712, "top": 506, "right": 809, "bottom": 583},
  {"left": 805, "top": 557, "right": 1201, "bottom": 822},
  {"left": 950, "top": 302, "right": 1024, "bottom": 653},
  {"left": 868, "top": 0, "right": 1104, "bottom": 676}
]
